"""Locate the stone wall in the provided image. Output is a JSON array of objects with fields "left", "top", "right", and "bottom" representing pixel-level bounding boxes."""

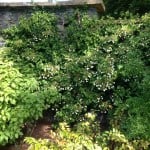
[
  {"left": 0, "top": 7, "right": 99, "bottom": 30},
  {"left": 0, "top": 0, "right": 105, "bottom": 46}
]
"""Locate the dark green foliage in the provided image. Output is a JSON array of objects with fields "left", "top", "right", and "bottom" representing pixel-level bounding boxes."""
[
  {"left": 104, "top": 0, "right": 150, "bottom": 15},
  {"left": 1, "top": 10, "right": 150, "bottom": 148}
]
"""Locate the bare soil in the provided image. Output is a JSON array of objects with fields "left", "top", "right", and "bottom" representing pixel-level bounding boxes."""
[{"left": 0, "top": 115, "right": 53, "bottom": 150}]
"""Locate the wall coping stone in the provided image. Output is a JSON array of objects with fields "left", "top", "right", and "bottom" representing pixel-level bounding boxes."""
[{"left": 0, "top": 0, "right": 105, "bottom": 12}]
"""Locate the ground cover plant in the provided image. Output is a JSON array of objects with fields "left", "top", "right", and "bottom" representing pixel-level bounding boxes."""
[{"left": 0, "top": 9, "right": 150, "bottom": 149}]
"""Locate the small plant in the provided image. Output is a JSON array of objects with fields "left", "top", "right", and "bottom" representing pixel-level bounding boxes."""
[
  {"left": 98, "top": 128, "right": 135, "bottom": 150},
  {"left": 25, "top": 112, "right": 102, "bottom": 150}
]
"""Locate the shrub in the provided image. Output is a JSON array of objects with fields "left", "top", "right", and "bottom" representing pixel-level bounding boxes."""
[
  {"left": 25, "top": 112, "right": 102, "bottom": 150},
  {"left": 1, "top": 10, "right": 150, "bottom": 147},
  {"left": 104, "top": 0, "right": 150, "bottom": 15},
  {"left": 25, "top": 120, "right": 149, "bottom": 150},
  {"left": 0, "top": 12, "right": 61, "bottom": 145}
]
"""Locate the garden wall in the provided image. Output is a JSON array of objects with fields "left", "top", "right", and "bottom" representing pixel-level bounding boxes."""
[{"left": 0, "top": 0, "right": 105, "bottom": 46}]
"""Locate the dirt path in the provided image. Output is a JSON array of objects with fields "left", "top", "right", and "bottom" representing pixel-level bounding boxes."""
[{"left": 1, "top": 118, "right": 52, "bottom": 150}]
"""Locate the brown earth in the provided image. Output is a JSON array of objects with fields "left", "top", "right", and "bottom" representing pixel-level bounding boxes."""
[{"left": 0, "top": 116, "right": 53, "bottom": 150}]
